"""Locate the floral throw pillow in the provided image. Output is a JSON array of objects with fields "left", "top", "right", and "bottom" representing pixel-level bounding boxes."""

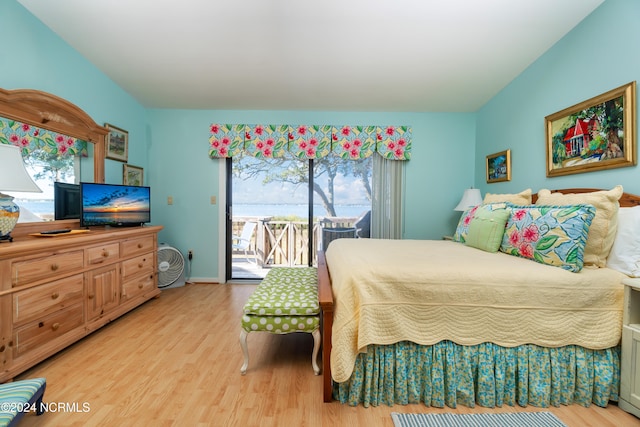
[
  {"left": 453, "top": 203, "right": 506, "bottom": 243},
  {"left": 499, "top": 204, "right": 595, "bottom": 272}
]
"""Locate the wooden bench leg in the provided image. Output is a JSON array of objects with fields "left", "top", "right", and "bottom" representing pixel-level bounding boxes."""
[
  {"left": 312, "top": 329, "right": 321, "bottom": 375},
  {"left": 239, "top": 330, "right": 249, "bottom": 375}
]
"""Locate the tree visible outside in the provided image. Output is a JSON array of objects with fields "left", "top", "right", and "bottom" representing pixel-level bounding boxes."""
[
  {"left": 232, "top": 155, "right": 372, "bottom": 217},
  {"left": 24, "top": 150, "right": 76, "bottom": 183}
]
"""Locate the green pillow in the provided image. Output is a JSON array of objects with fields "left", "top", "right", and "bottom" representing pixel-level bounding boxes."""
[{"left": 464, "top": 208, "right": 511, "bottom": 252}]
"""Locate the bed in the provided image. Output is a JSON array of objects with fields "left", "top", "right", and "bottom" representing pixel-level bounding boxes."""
[{"left": 317, "top": 187, "right": 640, "bottom": 409}]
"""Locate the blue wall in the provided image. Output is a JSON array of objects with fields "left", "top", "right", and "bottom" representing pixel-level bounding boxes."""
[
  {"left": 147, "top": 110, "right": 475, "bottom": 281},
  {"left": 475, "top": 0, "right": 640, "bottom": 197},
  {"left": 2, "top": 0, "right": 476, "bottom": 281},
  {"left": 0, "top": 0, "right": 149, "bottom": 184},
  {"left": 6, "top": 0, "right": 637, "bottom": 282}
]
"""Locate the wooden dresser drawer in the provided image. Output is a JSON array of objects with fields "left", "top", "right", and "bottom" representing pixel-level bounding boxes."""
[
  {"left": 11, "top": 250, "right": 84, "bottom": 287},
  {"left": 86, "top": 243, "right": 120, "bottom": 266},
  {"left": 121, "top": 236, "right": 154, "bottom": 258},
  {"left": 122, "top": 254, "right": 154, "bottom": 282},
  {"left": 13, "top": 303, "right": 84, "bottom": 357},
  {"left": 122, "top": 273, "right": 156, "bottom": 301},
  {"left": 13, "top": 274, "right": 84, "bottom": 326}
]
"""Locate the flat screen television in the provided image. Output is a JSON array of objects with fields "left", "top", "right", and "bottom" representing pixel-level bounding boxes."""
[
  {"left": 80, "top": 182, "right": 151, "bottom": 227},
  {"left": 54, "top": 182, "right": 81, "bottom": 220}
]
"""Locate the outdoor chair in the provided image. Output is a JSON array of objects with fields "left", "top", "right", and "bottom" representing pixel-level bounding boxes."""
[{"left": 232, "top": 221, "right": 258, "bottom": 264}]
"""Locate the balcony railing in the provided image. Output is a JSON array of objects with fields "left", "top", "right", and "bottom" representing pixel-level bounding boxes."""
[{"left": 232, "top": 216, "right": 358, "bottom": 268}]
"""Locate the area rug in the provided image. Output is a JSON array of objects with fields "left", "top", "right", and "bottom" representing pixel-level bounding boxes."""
[{"left": 391, "top": 411, "right": 567, "bottom": 427}]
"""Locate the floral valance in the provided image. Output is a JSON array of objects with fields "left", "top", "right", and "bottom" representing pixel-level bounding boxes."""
[
  {"left": 209, "top": 124, "right": 411, "bottom": 160},
  {"left": 0, "top": 116, "right": 88, "bottom": 157}
]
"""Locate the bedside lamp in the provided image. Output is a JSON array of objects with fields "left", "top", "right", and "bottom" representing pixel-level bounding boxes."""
[
  {"left": 0, "top": 145, "right": 42, "bottom": 242},
  {"left": 454, "top": 188, "right": 482, "bottom": 211}
]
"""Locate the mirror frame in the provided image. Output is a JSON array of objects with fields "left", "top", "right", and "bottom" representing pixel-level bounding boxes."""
[{"left": 0, "top": 88, "right": 108, "bottom": 236}]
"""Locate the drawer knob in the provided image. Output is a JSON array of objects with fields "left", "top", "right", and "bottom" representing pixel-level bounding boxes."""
[
  {"left": 138, "top": 263, "right": 144, "bottom": 268},
  {"left": 51, "top": 263, "right": 59, "bottom": 271},
  {"left": 0, "top": 345, "right": 4, "bottom": 352},
  {"left": 137, "top": 243, "right": 143, "bottom": 248},
  {"left": 51, "top": 322, "right": 60, "bottom": 331},
  {"left": 88, "top": 293, "right": 95, "bottom": 300},
  {"left": 102, "top": 250, "right": 109, "bottom": 257},
  {"left": 51, "top": 292, "right": 59, "bottom": 300},
  {"left": 138, "top": 283, "right": 144, "bottom": 289}
]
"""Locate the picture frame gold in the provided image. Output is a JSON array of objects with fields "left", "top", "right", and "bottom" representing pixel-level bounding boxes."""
[
  {"left": 545, "top": 81, "right": 636, "bottom": 177},
  {"left": 123, "top": 164, "right": 143, "bottom": 186},
  {"left": 486, "top": 149, "right": 511, "bottom": 183},
  {"left": 105, "top": 123, "right": 128, "bottom": 162}
]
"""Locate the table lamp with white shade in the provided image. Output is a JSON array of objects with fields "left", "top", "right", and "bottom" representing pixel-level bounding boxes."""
[
  {"left": 0, "top": 145, "right": 42, "bottom": 242},
  {"left": 454, "top": 188, "right": 483, "bottom": 211}
]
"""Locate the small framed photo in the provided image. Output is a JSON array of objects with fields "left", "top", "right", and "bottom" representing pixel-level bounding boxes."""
[
  {"left": 486, "top": 149, "right": 511, "bottom": 183},
  {"left": 123, "top": 164, "right": 144, "bottom": 186},
  {"left": 105, "top": 123, "right": 128, "bottom": 162}
]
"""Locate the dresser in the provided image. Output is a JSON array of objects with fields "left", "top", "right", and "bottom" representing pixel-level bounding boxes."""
[{"left": 0, "top": 225, "right": 162, "bottom": 382}]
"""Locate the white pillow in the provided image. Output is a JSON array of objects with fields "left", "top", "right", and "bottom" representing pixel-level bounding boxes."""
[{"left": 607, "top": 206, "right": 640, "bottom": 277}]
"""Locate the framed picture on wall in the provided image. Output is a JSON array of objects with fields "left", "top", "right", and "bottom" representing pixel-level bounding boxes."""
[
  {"left": 123, "top": 164, "right": 143, "bottom": 186},
  {"left": 545, "top": 81, "right": 636, "bottom": 177},
  {"left": 105, "top": 123, "right": 128, "bottom": 162},
  {"left": 486, "top": 149, "right": 511, "bottom": 183}
]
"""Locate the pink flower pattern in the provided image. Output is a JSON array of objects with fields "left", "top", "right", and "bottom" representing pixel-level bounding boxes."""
[
  {"left": 208, "top": 123, "right": 244, "bottom": 158},
  {"left": 244, "top": 124, "right": 287, "bottom": 158},
  {"left": 207, "top": 123, "right": 411, "bottom": 161},
  {"left": 500, "top": 204, "right": 596, "bottom": 272},
  {"left": 1, "top": 117, "right": 87, "bottom": 157},
  {"left": 291, "top": 125, "right": 331, "bottom": 159},
  {"left": 332, "top": 125, "right": 375, "bottom": 159},
  {"left": 376, "top": 125, "right": 411, "bottom": 160}
]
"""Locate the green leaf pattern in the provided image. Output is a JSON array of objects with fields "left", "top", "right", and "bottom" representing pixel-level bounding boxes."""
[
  {"left": 208, "top": 123, "right": 244, "bottom": 158},
  {"left": 500, "top": 204, "right": 596, "bottom": 272},
  {"left": 208, "top": 122, "right": 412, "bottom": 161},
  {"left": 376, "top": 125, "right": 412, "bottom": 160},
  {"left": 0, "top": 116, "right": 88, "bottom": 157},
  {"left": 290, "top": 124, "right": 332, "bottom": 159}
]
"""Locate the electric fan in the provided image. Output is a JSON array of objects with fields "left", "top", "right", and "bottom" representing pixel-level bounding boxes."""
[{"left": 157, "top": 244, "right": 186, "bottom": 289}]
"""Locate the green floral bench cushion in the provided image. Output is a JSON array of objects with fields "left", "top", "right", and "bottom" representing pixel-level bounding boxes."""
[
  {"left": 243, "top": 267, "right": 319, "bottom": 316},
  {"left": 0, "top": 377, "right": 46, "bottom": 424},
  {"left": 242, "top": 314, "right": 320, "bottom": 334}
]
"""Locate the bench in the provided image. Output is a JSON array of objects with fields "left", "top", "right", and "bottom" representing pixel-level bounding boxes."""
[
  {"left": 0, "top": 378, "right": 46, "bottom": 427},
  {"left": 240, "top": 267, "right": 321, "bottom": 375}
]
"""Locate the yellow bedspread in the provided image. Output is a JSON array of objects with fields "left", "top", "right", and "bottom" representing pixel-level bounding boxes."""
[{"left": 325, "top": 239, "right": 626, "bottom": 383}]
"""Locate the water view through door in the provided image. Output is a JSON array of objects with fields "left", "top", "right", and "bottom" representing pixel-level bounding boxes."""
[{"left": 228, "top": 155, "right": 371, "bottom": 280}]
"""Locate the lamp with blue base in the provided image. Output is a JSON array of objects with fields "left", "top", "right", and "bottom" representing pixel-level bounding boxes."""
[{"left": 0, "top": 145, "right": 42, "bottom": 242}]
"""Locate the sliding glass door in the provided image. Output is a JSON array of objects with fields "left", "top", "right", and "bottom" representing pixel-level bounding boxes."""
[
  {"left": 226, "top": 155, "right": 372, "bottom": 281},
  {"left": 227, "top": 155, "right": 311, "bottom": 280}
]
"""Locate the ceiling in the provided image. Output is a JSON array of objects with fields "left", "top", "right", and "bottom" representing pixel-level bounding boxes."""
[{"left": 18, "top": 0, "right": 605, "bottom": 112}]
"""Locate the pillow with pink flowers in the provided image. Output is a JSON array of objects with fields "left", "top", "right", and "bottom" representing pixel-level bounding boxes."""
[
  {"left": 453, "top": 203, "right": 506, "bottom": 243},
  {"left": 499, "top": 203, "right": 595, "bottom": 272}
]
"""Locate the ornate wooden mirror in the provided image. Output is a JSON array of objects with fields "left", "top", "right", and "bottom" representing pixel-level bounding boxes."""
[{"left": 0, "top": 88, "right": 107, "bottom": 236}]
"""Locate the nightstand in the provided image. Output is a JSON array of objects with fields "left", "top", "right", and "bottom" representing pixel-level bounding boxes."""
[{"left": 620, "top": 278, "right": 640, "bottom": 418}]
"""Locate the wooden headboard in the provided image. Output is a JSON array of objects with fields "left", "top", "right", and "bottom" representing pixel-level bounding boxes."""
[{"left": 531, "top": 188, "right": 640, "bottom": 207}]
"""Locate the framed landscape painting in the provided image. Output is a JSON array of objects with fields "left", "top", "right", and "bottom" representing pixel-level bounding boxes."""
[
  {"left": 105, "top": 123, "right": 128, "bottom": 162},
  {"left": 123, "top": 164, "right": 143, "bottom": 186},
  {"left": 486, "top": 149, "right": 511, "bottom": 183},
  {"left": 545, "top": 81, "right": 636, "bottom": 177}
]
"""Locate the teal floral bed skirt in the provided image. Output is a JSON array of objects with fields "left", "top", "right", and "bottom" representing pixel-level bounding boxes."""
[{"left": 333, "top": 340, "right": 620, "bottom": 408}]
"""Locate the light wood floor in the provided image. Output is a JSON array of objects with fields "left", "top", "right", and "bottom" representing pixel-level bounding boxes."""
[{"left": 15, "top": 283, "right": 640, "bottom": 427}]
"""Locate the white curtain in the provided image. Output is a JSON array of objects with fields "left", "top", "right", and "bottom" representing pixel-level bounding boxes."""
[{"left": 371, "top": 156, "right": 405, "bottom": 239}]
